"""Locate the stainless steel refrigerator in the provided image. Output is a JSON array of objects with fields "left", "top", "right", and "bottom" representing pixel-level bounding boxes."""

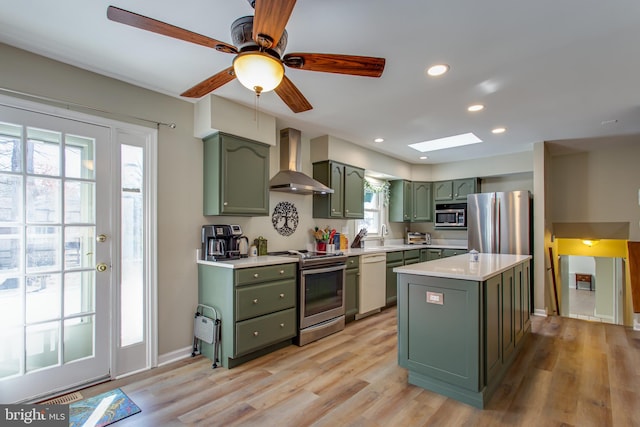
[{"left": 467, "top": 190, "right": 532, "bottom": 255}]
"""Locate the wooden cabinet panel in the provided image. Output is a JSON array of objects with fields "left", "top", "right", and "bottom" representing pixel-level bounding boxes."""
[
  {"left": 412, "top": 181, "right": 433, "bottom": 221},
  {"left": 502, "top": 268, "right": 515, "bottom": 361},
  {"left": 344, "top": 165, "right": 365, "bottom": 218},
  {"left": 313, "top": 161, "right": 364, "bottom": 219},
  {"left": 434, "top": 178, "right": 477, "bottom": 202},
  {"left": 235, "top": 308, "right": 296, "bottom": 356},
  {"left": 485, "top": 274, "right": 502, "bottom": 383},
  {"left": 345, "top": 256, "right": 359, "bottom": 322},
  {"left": 236, "top": 263, "right": 296, "bottom": 286},
  {"left": 442, "top": 249, "right": 468, "bottom": 258},
  {"left": 235, "top": 279, "right": 296, "bottom": 321},
  {"left": 203, "top": 132, "right": 269, "bottom": 216}
]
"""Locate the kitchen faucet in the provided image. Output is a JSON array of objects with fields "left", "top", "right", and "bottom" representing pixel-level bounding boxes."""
[{"left": 380, "top": 223, "right": 388, "bottom": 245}]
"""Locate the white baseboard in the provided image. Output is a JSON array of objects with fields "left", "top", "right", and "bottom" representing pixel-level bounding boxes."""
[
  {"left": 634, "top": 314, "right": 640, "bottom": 331},
  {"left": 533, "top": 309, "right": 547, "bottom": 317},
  {"left": 158, "top": 345, "right": 193, "bottom": 367}
]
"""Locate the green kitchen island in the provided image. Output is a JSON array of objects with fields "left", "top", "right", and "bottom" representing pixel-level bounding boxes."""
[{"left": 394, "top": 253, "right": 532, "bottom": 408}]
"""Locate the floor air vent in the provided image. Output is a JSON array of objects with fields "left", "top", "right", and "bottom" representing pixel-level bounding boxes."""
[{"left": 39, "top": 391, "right": 83, "bottom": 405}]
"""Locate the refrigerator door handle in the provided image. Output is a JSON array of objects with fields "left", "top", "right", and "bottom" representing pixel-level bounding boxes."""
[{"left": 495, "top": 196, "right": 500, "bottom": 253}]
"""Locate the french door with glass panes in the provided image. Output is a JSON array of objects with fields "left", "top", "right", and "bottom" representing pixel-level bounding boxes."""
[{"left": 0, "top": 105, "right": 111, "bottom": 403}]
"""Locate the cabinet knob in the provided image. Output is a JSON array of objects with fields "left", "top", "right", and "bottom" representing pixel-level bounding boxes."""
[
  {"left": 223, "top": 202, "right": 228, "bottom": 206},
  {"left": 253, "top": 298, "right": 258, "bottom": 304},
  {"left": 449, "top": 194, "right": 452, "bottom": 198},
  {"left": 331, "top": 208, "right": 335, "bottom": 212},
  {"left": 345, "top": 209, "right": 349, "bottom": 213},
  {"left": 279, "top": 270, "right": 284, "bottom": 274},
  {"left": 253, "top": 331, "right": 259, "bottom": 337},
  {"left": 454, "top": 193, "right": 458, "bottom": 198},
  {"left": 279, "top": 293, "right": 285, "bottom": 298},
  {"left": 280, "top": 323, "right": 285, "bottom": 328},
  {"left": 349, "top": 260, "right": 354, "bottom": 264},
  {"left": 253, "top": 273, "right": 259, "bottom": 278}
]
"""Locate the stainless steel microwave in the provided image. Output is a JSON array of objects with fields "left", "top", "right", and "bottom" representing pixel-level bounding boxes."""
[{"left": 434, "top": 203, "right": 466, "bottom": 228}]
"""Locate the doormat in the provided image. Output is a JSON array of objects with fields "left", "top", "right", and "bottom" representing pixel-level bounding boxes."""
[{"left": 69, "top": 388, "right": 141, "bottom": 427}]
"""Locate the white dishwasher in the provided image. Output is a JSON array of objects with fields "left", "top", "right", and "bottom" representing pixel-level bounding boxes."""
[{"left": 358, "top": 252, "right": 387, "bottom": 316}]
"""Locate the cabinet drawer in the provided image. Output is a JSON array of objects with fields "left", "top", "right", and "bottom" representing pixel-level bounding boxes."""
[
  {"left": 346, "top": 256, "right": 359, "bottom": 272},
  {"left": 443, "top": 249, "right": 467, "bottom": 258},
  {"left": 404, "top": 249, "right": 420, "bottom": 260},
  {"left": 235, "top": 308, "right": 296, "bottom": 356},
  {"left": 386, "top": 251, "right": 404, "bottom": 263},
  {"left": 236, "top": 263, "right": 297, "bottom": 286},
  {"left": 236, "top": 279, "right": 296, "bottom": 321}
]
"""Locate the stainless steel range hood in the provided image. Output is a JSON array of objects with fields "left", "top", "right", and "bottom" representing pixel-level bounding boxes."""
[{"left": 269, "top": 128, "right": 334, "bottom": 195}]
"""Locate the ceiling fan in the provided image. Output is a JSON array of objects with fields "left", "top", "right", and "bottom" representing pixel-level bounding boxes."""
[{"left": 107, "top": 0, "right": 386, "bottom": 113}]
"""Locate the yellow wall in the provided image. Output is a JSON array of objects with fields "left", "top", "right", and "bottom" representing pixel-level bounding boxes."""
[
  {"left": 556, "top": 238, "right": 632, "bottom": 325},
  {"left": 557, "top": 239, "right": 627, "bottom": 258}
]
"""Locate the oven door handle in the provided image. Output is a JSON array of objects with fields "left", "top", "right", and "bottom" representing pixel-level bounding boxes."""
[{"left": 301, "top": 264, "right": 346, "bottom": 276}]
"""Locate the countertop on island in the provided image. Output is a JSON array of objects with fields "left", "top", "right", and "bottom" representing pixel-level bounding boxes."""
[{"left": 393, "top": 253, "right": 531, "bottom": 281}]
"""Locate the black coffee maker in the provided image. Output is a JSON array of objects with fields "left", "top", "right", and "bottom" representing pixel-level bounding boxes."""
[{"left": 201, "top": 224, "right": 244, "bottom": 261}]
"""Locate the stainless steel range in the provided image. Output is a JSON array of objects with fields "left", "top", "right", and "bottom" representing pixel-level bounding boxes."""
[{"left": 271, "top": 250, "right": 348, "bottom": 346}]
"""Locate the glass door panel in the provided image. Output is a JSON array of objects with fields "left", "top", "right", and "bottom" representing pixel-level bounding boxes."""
[{"left": 0, "top": 105, "right": 110, "bottom": 403}]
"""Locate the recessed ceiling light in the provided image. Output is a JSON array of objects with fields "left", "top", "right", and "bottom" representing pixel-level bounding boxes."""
[
  {"left": 426, "top": 64, "right": 449, "bottom": 77},
  {"left": 419, "top": 156, "right": 428, "bottom": 160},
  {"left": 468, "top": 104, "right": 484, "bottom": 112},
  {"left": 374, "top": 137, "right": 384, "bottom": 143},
  {"left": 492, "top": 127, "right": 506, "bottom": 134},
  {"left": 409, "top": 132, "right": 482, "bottom": 152}
]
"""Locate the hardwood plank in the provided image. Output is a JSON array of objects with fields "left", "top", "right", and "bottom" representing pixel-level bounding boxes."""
[{"left": 64, "top": 307, "right": 640, "bottom": 426}]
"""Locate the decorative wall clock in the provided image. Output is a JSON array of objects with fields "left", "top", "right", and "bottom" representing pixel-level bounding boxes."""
[{"left": 272, "top": 201, "right": 299, "bottom": 236}]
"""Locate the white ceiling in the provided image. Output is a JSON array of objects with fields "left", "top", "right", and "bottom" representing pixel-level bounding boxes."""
[{"left": 1, "top": 0, "right": 639, "bottom": 164}]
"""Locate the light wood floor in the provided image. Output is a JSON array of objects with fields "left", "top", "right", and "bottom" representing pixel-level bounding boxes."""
[{"left": 78, "top": 307, "right": 640, "bottom": 426}]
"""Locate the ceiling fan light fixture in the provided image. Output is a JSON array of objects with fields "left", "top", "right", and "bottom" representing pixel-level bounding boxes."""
[
  {"left": 426, "top": 64, "right": 449, "bottom": 77},
  {"left": 233, "top": 51, "right": 284, "bottom": 93}
]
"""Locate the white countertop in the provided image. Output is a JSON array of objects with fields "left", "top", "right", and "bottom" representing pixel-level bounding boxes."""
[
  {"left": 197, "top": 256, "right": 297, "bottom": 269},
  {"left": 393, "top": 253, "right": 532, "bottom": 281},
  {"left": 344, "top": 242, "right": 467, "bottom": 256},
  {"left": 196, "top": 241, "right": 468, "bottom": 268}
]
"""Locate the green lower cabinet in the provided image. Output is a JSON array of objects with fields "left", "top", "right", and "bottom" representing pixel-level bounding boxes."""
[
  {"left": 386, "top": 251, "right": 403, "bottom": 306},
  {"left": 398, "top": 260, "right": 530, "bottom": 408},
  {"left": 443, "top": 248, "right": 468, "bottom": 258},
  {"left": 198, "top": 262, "right": 298, "bottom": 368},
  {"left": 403, "top": 249, "right": 421, "bottom": 265},
  {"left": 398, "top": 276, "right": 481, "bottom": 401},
  {"left": 235, "top": 308, "right": 296, "bottom": 355},
  {"left": 425, "top": 248, "right": 443, "bottom": 261},
  {"left": 502, "top": 268, "right": 515, "bottom": 362},
  {"left": 485, "top": 274, "right": 502, "bottom": 383},
  {"left": 345, "top": 256, "right": 359, "bottom": 322}
]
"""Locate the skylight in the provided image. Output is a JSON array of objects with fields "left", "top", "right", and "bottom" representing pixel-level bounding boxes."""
[{"left": 408, "top": 132, "right": 482, "bottom": 152}]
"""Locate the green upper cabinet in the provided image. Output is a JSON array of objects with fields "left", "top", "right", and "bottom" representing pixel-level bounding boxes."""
[
  {"left": 389, "top": 180, "right": 432, "bottom": 222},
  {"left": 434, "top": 178, "right": 478, "bottom": 202},
  {"left": 203, "top": 132, "right": 270, "bottom": 216},
  {"left": 344, "top": 165, "right": 365, "bottom": 218},
  {"left": 389, "top": 180, "right": 412, "bottom": 222},
  {"left": 412, "top": 181, "right": 433, "bottom": 221},
  {"left": 313, "top": 161, "right": 364, "bottom": 219}
]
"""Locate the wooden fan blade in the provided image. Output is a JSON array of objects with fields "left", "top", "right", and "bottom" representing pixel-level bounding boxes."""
[
  {"left": 283, "top": 53, "right": 385, "bottom": 77},
  {"left": 275, "top": 76, "right": 312, "bottom": 113},
  {"left": 107, "top": 6, "right": 237, "bottom": 53},
  {"left": 253, "top": 0, "right": 296, "bottom": 48},
  {"left": 181, "top": 67, "right": 236, "bottom": 98}
]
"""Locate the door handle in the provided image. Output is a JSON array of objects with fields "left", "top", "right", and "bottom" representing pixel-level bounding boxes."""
[{"left": 96, "top": 263, "right": 108, "bottom": 272}]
